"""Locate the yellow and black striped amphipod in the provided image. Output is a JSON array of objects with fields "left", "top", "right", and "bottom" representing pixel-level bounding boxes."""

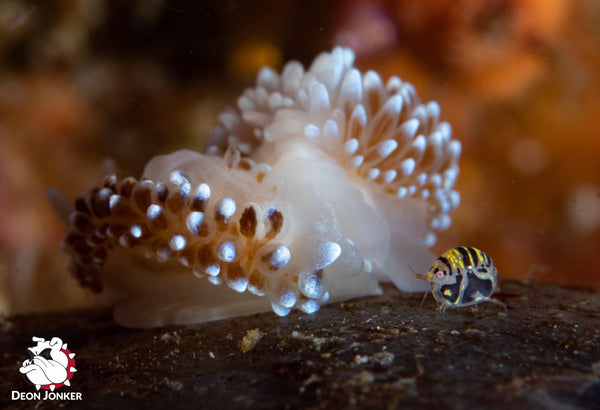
[{"left": 416, "top": 247, "right": 499, "bottom": 311}]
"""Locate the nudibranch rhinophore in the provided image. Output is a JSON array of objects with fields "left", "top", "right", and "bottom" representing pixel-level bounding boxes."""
[{"left": 50, "top": 47, "right": 461, "bottom": 327}]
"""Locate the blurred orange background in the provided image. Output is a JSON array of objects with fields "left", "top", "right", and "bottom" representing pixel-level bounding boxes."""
[{"left": 0, "top": 0, "right": 598, "bottom": 315}]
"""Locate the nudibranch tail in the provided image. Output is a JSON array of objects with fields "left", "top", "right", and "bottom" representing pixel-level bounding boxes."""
[{"left": 59, "top": 148, "right": 380, "bottom": 326}]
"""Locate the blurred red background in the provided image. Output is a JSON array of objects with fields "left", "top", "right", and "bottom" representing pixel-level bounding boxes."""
[{"left": 0, "top": 0, "right": 598, "bottom": 314}]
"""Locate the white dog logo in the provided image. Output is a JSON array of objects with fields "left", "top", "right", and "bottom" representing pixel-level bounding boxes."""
[{"left": 19, "top": 336, "right": 77, "bottom": 391}]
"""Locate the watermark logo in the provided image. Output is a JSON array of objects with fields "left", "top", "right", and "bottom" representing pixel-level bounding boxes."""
[
  {"left": 20, "top": 336, "right": 76, "bottom": 391},
  {"left": 12, "top": 336, "right": 82, "bottom": 401}
]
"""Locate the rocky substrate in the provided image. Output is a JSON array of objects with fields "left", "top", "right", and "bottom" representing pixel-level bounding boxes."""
[{"left": 1, "top": 280, "right": 599, "bottom": 409}]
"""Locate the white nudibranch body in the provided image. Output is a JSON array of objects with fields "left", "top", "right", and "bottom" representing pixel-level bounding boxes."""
[{"left": 53, "top": 47, "right": 461, "bottom": 327}]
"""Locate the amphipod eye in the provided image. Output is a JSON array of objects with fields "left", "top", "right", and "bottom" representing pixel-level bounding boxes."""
[{"left": 415, "top": 246, "right": 504, "bottom": 311}]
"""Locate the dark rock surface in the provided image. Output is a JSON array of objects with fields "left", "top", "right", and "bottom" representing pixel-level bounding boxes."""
[{"left": 1, "top": 280, "right": 599, "bottom": 409}]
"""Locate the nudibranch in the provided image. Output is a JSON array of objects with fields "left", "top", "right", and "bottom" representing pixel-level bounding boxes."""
[{"left": 51, "top": 47, "right": 461, "bottom": 327}]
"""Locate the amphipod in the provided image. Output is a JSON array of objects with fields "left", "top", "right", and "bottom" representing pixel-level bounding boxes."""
[{"left": 415, "top": 246, "right": 502, "bottom": 311}]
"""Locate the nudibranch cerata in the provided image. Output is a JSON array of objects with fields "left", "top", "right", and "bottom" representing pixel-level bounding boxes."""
[{"left": 50, "top": 47, "right": 461, "bottom": 327}]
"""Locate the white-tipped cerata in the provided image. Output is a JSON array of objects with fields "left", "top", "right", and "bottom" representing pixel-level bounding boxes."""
[
  {"left": 59, "top": 148, "right": 380, "bottom": 326},
  {"left": 208, "top": 47, "right": 461, "bottom": 293},
  {"left": 55, "top": 47, "right": 460, "bottom": 327}
]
